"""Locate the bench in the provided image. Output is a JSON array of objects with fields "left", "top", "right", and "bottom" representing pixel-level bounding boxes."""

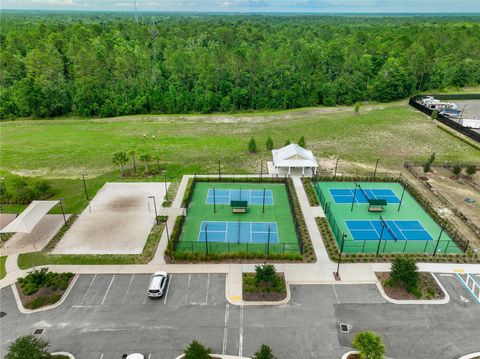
[
  {"left": 232, "top": 208, "right": 247, "bottom": 213},
  {"left": 231, "top": 200, "right": 248, "bottom": 214},
  {"left": 368, "top": 199, "right": 387, "bottom": 212}
]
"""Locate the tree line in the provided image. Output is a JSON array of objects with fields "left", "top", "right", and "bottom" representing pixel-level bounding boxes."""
[{"left": 1, "top": 13, "right": 480, "bottom": 119}]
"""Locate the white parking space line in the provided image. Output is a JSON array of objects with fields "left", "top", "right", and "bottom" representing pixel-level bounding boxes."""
[
  {"left": 122, "top": 274, "right": 135, "bottom": 305},
  {"left": 222, "top": 304, "right": 230, "bottom": 355},
  {"left": 205, "top": 273, "right": 210, "bottom": 304},
  {"left": 99, "top": 354, "right": 104, "bottom": 359},
  {"left": 101, "top": 275, "right": 115, "bottom": 305},
  {"left": 332, "top": 284, "right": 340, "bottom": 304},
  {"left": 79, "top": 274, "right": 97, "bottom": 306},
  {"left": 184, "top": 274, "right": 191, "bottom": 305},
  {"left": 147, "top": 354, "right": 151, "bottom": 359},
  {"left": 164, "top": 274, "right": 173, "bottom": 304},
  {"left": 239, "top": 304, "right": 244, "bottom": 357},
  {"left": 439, "top": 274, "right": 453, "bottom": 277}
]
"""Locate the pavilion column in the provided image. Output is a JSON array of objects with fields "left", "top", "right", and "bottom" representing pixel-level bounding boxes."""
[
  {"left": 288, "top": 167, "right": 291, "bottom": 176},
  {"left": 302, "top": 167, "right": 305, "bottom": 175}
]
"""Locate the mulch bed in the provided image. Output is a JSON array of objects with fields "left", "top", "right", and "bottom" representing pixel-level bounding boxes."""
[
  {"left": 243, "top": 273, "right": 287, "bottom": 302},
  {"left": 376, "top": 272, "right": 444, "bottom": 300},
  {"left": 16, "top": 276, "right": 74, "bottom": 310},
  {"left": 347, "top": 354, "right": 360, "bottom": 359}
]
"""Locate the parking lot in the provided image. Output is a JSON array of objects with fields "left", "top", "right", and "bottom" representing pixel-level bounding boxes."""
[{"left": 1, "top": 273, "right": 479, "bottom": 359}]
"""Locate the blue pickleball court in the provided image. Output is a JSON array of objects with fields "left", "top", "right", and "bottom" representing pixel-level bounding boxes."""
[
  {"left": 206, "top": 189, "right": 274, "bottom": 205},
  {"left": 198, "top": 221, "right": 279, "bottom": 243},
  {"left": 329, "top": 188, "right": 400, "bottom": 204},
  {"left": 345, "top": 219, "right": 433, "bottom": 241}
]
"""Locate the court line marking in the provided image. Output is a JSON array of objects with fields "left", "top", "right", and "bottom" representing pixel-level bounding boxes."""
[
  {"left": 164, "top": 274, "right": 173, "bottom": 304},
  {"left": 239, "top": 304, "right": 244, "bottom": 357},
  {"left": 79, "top": 274, "right": 97, "bottom": 306},
  {"left": 222, "top": 304, "right": 230, "bottom": 355},
  {"left": 122, "top": 274, "right": 135, "bottom": 305},
  {"left": 101, "top": 275, "right": 115, "bottom": 305},
  {"left": 185, "top": 274, "right": 191, "bottom": 305}
]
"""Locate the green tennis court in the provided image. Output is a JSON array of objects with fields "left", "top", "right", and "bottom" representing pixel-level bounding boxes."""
[
  {"left": 178, "top": 182, "right": 300, "bottom": 254},
  {"left": 315, "top": 181, "right": 463, "bottom": 254}
]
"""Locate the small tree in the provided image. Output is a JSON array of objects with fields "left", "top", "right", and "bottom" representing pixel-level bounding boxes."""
[
  {"left": 153, "top": 154, "right": 162, "bottom": 173},
  {"left": 6, "top": 335, "right": 50, "bottom": 359},
  {"left": 253, "top": 344, "right": 277, "bottom": 359},
  {"left": 390, "top": 257, "right": 419, "bottom": 292},
  {"left": 352, "top": 331, "right": 385, "bottom": 359},
  {"left": 298, "top": 136, "right": 306, "bottom": 148},
  {"left": 423, "top": 162, "right": 431, "bottom": 173},
  {"left": 112, "top": 151, "right": 128, "bottom": 177},
  {"left": 128, "top": 149, "right": 137, "bottom": 174},
  {"left": 354, "top": 102, "right": 361, "bottom": 114},
  {"left": 266, "top": 137, "right": 274, "bottom": 150},
  {"left": 139, "top": 153, "right": 152, "bottom": 175},
  {"left": 428, "top": 152, "right": 436, "bottom": 164},
  {"left": 452, "top": 164, "right": 462, "bottom": 175},
  {"left": 255, "top": 263, "right": 277, "bottom": 287},
  {"left": 466, "top": 164, "right": 477, "bottom": 176},
  {"left": 431, "top": 110, "right": 438, "bottom": 120},
  {"left": 184, "top": 340, "right": 212, "bottom": 359},
  {"left": 248, "top": 138, "right": 257, "bottom": 153},
  {"left": 284, "top": 139, "right": 291, "bottom": 146}
]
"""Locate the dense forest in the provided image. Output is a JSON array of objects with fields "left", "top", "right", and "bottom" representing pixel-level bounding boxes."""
[{"left": 1, "top": 12, "right": 480, "bottom": 119}]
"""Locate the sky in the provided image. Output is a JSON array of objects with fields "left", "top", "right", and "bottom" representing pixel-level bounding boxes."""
[{"left": 2, "top": 0, "right": 480, "bottom": 13}]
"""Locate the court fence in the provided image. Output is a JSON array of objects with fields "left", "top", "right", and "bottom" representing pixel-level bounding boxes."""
[
  {"left": 314, "top": 177, "right": 470, "bottom": 255},
  {"left": 174, "top": 241, "right": 301, "bottom": 256},
  {"left": 404, "top": 161, "right": 480, "bottom": 238},
  {"left": 174, "top": 174, "right": 314, "bottom": 261},
  {"left": 409, "top": 95, "right": 480, "bottom": 143}
]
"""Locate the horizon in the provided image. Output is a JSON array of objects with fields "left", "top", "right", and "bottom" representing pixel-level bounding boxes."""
[{"left": 2, "top": 0, "right": 480, "bottom": 14}]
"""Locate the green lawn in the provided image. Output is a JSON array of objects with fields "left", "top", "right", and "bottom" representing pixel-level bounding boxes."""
[
  {"left": 315, "top": 181, "right": 462, "bottom": 255},
  {"left": 1, "top": 102, "right": 479, "bottom": 214},
  {"left": 0, "top": 256, "right": 6, "bottom": 279},
  {"left": 179, "top": 182, "right": 299, "bottom": 254}
]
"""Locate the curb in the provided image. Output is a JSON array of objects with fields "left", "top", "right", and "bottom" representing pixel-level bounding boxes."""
[
  {"left": 341, "top": 351, "right": 359, "bottom": 359},
  {"left": 457, "top": 353, "right": 480, "bottom": 359},
  {"left": 51, "top": 352, "right": 75, "bottom": 359},
  {"left": 375, "top": 272, "right": 449, "bottom": 305},
  {"left": 11, "top": 274, "right": 79, "bottom": 314}
]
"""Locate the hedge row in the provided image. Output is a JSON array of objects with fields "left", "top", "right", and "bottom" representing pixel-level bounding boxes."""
[
  {"left": 301, "top": 177, "right": 320, "bottom": 206},
  {"left": 43, "top": 214, "right": 78, "bottom": 252}
]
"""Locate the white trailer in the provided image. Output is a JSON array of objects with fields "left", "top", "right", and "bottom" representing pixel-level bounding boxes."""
[{"left": 459, "top": 118, "right": 480, "bottom": 129}]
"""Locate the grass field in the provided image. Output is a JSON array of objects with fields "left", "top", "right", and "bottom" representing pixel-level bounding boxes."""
[
  {"left": 179, "top": 182, "right": 299, "bottom": 254},
  {"left": 315, "top": 181, "right": 463, "bottom": 255},
  {"left": 1, "top": 102, "right": 479, "bottom": 214}
]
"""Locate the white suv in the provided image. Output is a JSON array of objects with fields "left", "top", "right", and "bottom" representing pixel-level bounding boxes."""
[{"left": 147, "top": 271, "right": 168, "bottom": 298}]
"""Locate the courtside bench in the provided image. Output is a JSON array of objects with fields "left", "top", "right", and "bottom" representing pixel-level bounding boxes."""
[{"left": 231, "top": 200, "right": 248, "bottom": 213}]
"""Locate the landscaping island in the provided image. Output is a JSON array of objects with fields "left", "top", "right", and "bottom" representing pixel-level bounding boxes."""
[
  {"left": 243, "top": 264, "right": 287, "bottom": 302},
  {"left": 17, "top": 268, "right": 74, "bottom": 310}
]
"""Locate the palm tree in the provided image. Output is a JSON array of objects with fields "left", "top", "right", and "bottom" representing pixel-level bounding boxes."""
[
  {"left": 112, "top": 151, "right": 128, "bottom": 177},
  {"left": 153, "top": 154, "right": 161, "bottom": 173},
  {"left": 139, "top": 153, "right": 152, "bottom": 175},
  {"left": 352, "top": 331, "right": 385, "bottom": 359},
  {"left": 128, "top": 150, "right": 137, "bottom": 174}
]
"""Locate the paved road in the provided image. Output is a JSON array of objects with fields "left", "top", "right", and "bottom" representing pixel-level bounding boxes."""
[{"left": 1, "top": 273, "right": 479, "bottom": 358}]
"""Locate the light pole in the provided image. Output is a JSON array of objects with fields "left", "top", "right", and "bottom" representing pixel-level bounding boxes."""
[
  {"left": 59, "top": 198, "right": 67, "bottom": 226},
  {"left": 351, "top": 183, "right": 358, "bottom": 212},
  {"left": 372, "top": 158, "right": 380, "bottom": 179},
  {"left": 164, "top": 174, "right": 168, "bottom": 201},
  {"left": 218, "top": 159, "right": 221, "bottom": 180},
  {"left": 82, "top": 173, "right": 89, "bottom": 202},
  {"left": 336, "top": 233, "right": 347, "bottom": 278},
  {"left": 213, "top": 186, "right": 216, "bottom": 213},
  {"left": 205, "top": 223, "right": 209, "bottom": 255},
  {"left": 148, "top": 196, "right": 159, "bottom": 224}
]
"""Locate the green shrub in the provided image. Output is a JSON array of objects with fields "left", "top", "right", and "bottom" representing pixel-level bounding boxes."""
[
  {"left": 390, "top": 257, "right": 419, "bottom": 292},
  {"left": 255, "top": 264, "right": 278, "bottom": 287},
  {"left": 25, "top": 294, "right": 62, "bottom": 309},
  {"left": 423, "top": 162, "right": 431, "bottom": 173},
  {"left": 352, "top": 331, "right": 385, "bottom": 359},
  {"left": 18, "top": 269, "right": 73, "bottom": 296},
  {"left": 466, "top": 164, "right": 477, "bottom": 176},
  {"left": 253, "top": 344, "right": 277, "bottom": 359},
  {"left": 6, "top": 335, "right": 51, "bottom": 359},
  {"left": 248, "top": 138, "right": 257, "bottom": 153},
  {"left": 298, "top": 136, "right": 306, "bottom": 148},
  {"left": 266, "top": 137, "right": 274, "bottom": 150},
  {"left": 184, "top": 340, "right": 212, "bottom": 359},
  {"left": 452, "top": 164, "right": 462, "bottom": 175}
]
